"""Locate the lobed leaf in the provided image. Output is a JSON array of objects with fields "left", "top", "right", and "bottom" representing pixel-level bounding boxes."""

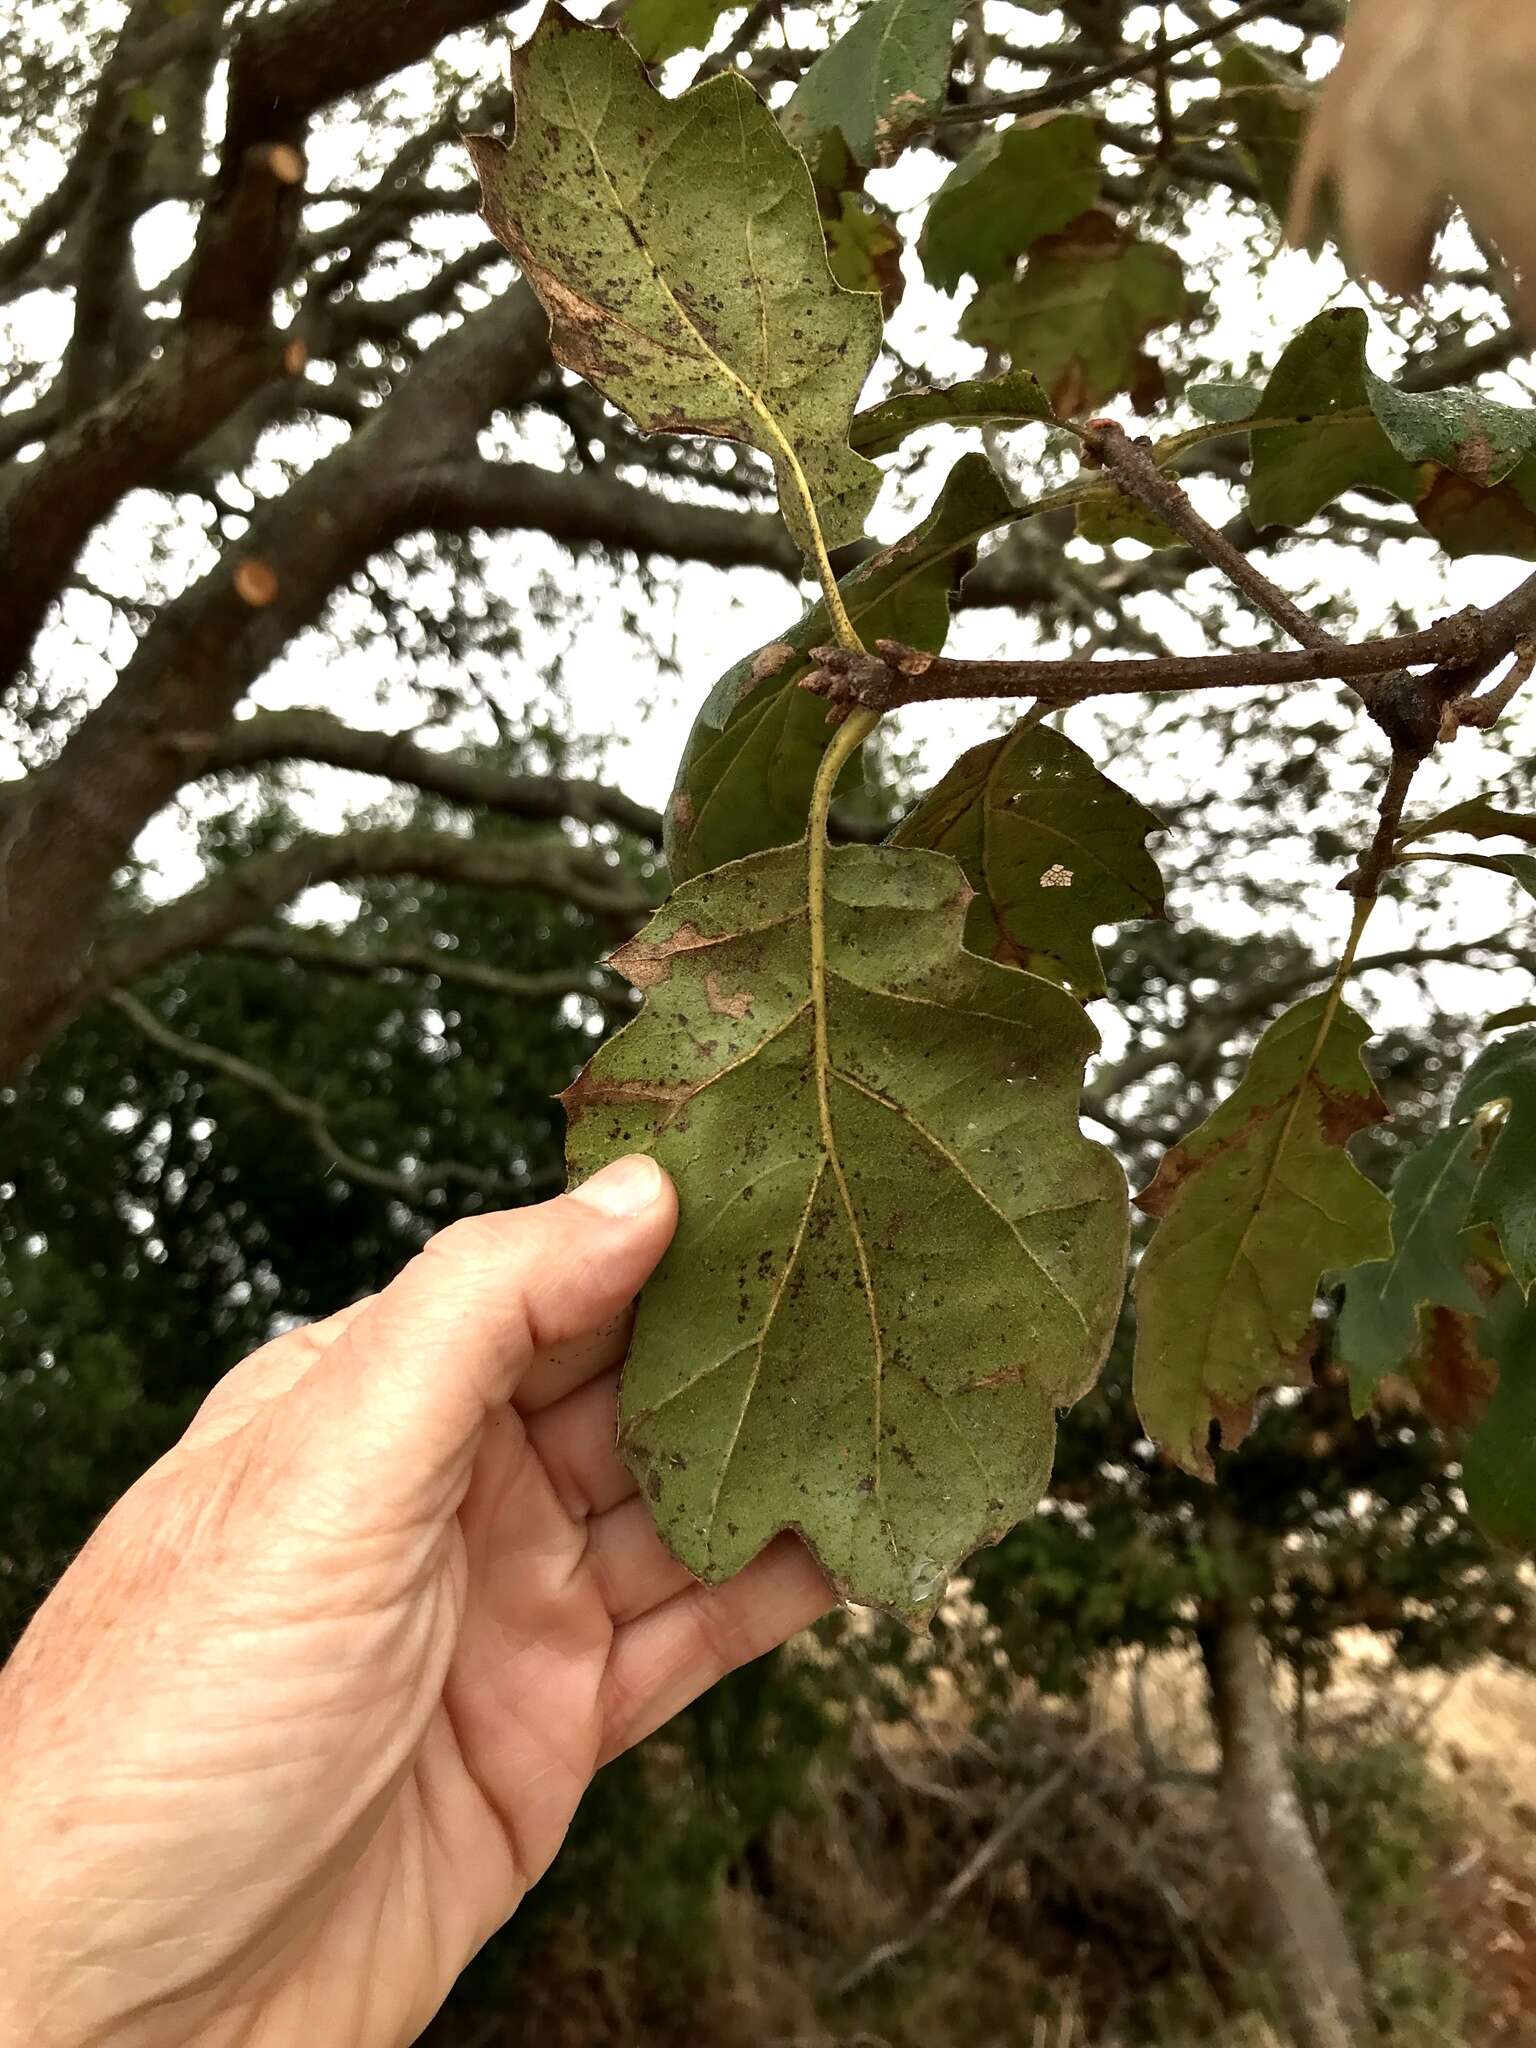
[
  {"left": 1132, "top": 993, "right": 1391, "bottom": 1476},
  {"left": 1452, "top": 1028, "right": 1536, "bottom": 1294},
  {"left": 960, "top": 211, "right": 1188, "bottom": 418},
  {"left": 622, "top": 0, "right": 732, "bottom": 64},
  {"left": 1397, "top": 796, "right": 1536, "bottom": 850},
  {"left": 1248, "top": 307, "right": 1536, "bottom": 558},
  {"left": 1429, "top": 850, "right": 1536, "bottom": 907},
  {"left": 666, "top": 454, "right": 1015, "bottom": 880},
  {"left": 467, "top": 6, "right": 882, "bottom": 555},
  {"left": 890, "top": 721, "right": 1165, "bottom": 999},
  {"left": 781, "top": 0, "right": 957, "bottom": 169},
  {"left": 849, "top": 369, "right": 1054, "bottom": 457},
  {"left": 1337, "top": 1121, "right": 1486, "bottom": 1414},
  {"left": 824, "top": 192, "right": 906, "bottom": 314},
  {"left": 1187, "top": 379, "right": 1262, "bottom": 425},
  {"left": 1247, "top": 308, "right": 1415, "bottom": 532},
  {"left": 1218, "top": 45, "right": 1312, "bottom": 223},
  {"left": 918, "top": 114, "right": 1100, "bottom": 293},
  {"left": 563, "top": 839, "right": 1130, "bottom": 1618},
  {"left": 1075, "top": 485, "right": 1179, "bottom": 551}
]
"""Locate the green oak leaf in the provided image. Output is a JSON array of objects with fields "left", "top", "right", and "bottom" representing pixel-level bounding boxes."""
[
  {"left": 1453, "top": 1029, "right": 1536, "bottom": 1293},
  {"left": 1218, "top": 45, "right": 1312, "bottom": 222},
  {"left": 960, "top": 210, "right": 1188, "bottom": 418},
  {"left": 1248, "top": 309, "right": 1417, "bottom": 531},
  {"left": 1397, "top": 796, "right": 1536, "bottom": 849},
  {"left": 623, "top": 0, "right": 733, "bottom": 65},
  {"left": 666, "top": 453, "right": 1015, "bottom": 880},
  {"left": 1337, "top": 1121, "right": 1487, "bottom": 1414},
  {"left": 1075, "top": 485, "right": 1179, "bottom": 550},
  {"left": 890, "top": 721, "right": 1165, "bottom": 999},
  {"left": 824, "top": 191, "right": 906, "bottom": 314},
  {"left": 467, "top": 6, "right": 882, "bottom": 554},
  {"left": 1249, "top": 308, "right": 1536, "bottom": 558},
  {"left": 1430, "top": 850, "right": 1536, "bottom": 904},
  {"left": 1132, "top": 993, "right": 1392, "bottom": 1476},
  {"left": 850, "top": 370, "right": 1054, "bottom": 457},
  {"left": 1463, "top": 1287, "right": 1536, "bottom": 1550},
  {"left": 918, "top": 114, "right": 1100, "bottom": 292},
  {"left": 563, "top": 840, "right": 1129, "bottom": 1618},
  {"left": 781, "top": 0, "right": 956, "bottom": 169},
  {"left": 1187, "top": 379, "right": 1262, "bottom": 425}
]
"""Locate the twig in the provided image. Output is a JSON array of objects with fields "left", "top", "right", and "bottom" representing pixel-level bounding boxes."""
[
  {"left": 828, "top": 1753, "right": 1084, "bottom": 1998},
  {"left": 1080, "top": 418, "right": 1332, "bottom": 652},
  {"left": 110, "top": 988, "right": 545, "bottom": 1204},
  {"left": 805, "top": 614, "right": 1487, "bottom": 712},
  {"left": 1445, "top": 639, "right": 1536, "bottom": 734},
  {"left": 933, "top": 0, "right": 1276, "bottom": 125},
  {"left": 1343, "top": 749, "right": 1421, "bottom": 900}
]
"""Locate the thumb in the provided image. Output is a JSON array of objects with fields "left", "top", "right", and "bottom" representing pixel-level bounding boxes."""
[{"left": 274, "top": 1155, "right": 676, "bottom": 1530}]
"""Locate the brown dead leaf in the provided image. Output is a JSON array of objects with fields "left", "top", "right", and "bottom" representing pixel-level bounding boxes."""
[{"left": 1291, "top": 0, "right": 1536, "bottom": 329}]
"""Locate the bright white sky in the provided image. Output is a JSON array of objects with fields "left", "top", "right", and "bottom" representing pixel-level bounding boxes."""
[{"left": 3, "top": 0, "right": 1533, "bottom": 1062}]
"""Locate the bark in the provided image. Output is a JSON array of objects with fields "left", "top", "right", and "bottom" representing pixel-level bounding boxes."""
[{"left": 1199, "top": 1529, "right": 1369, "bottom": 2048}]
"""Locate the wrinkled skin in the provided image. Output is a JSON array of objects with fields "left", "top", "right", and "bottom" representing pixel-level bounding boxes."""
[{"left": 0, "top": 1156, "right": 830, "bottom": 2048}]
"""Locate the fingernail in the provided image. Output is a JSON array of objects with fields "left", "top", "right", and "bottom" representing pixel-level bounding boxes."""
[{"left": 569, "top": 1154, "right": 665, "bottom": 1219}]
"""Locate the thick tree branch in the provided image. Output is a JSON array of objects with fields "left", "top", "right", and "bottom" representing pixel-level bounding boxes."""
[
  {"left": 110, "top": 989, "right": 540, "bottom": 1203},
  {"left": 0, "top": 285, "right": 550, "bottom": 1080},
  {"left": 215, "top": 930, "right": 636, "bottom": 1012},
  {"left": 202, "top": 709, "right": 663, "bottom": 840},
  {"left": 88, "top": 827, "right": 653, "bottom": 1000}
]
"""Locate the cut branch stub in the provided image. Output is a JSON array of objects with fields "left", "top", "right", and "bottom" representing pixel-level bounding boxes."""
[
  {"left": 467, "top": 5, "right": 882, "bottom": 555},
  {"left": 890, "top": 720, "right": 1166, "bottom": 1001},
  {"left": 666, "top": 454, "right": 1015, "bottom": 881},
  {"left": 563, "top": 841, "right": 1130, "bottom": 1619},
  {"left": 1133, "top": 992, "right": 1392, "bottom": 1477}
]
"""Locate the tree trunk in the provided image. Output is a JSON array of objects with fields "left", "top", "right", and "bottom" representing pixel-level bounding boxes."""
[{"left": 1199, "top": 1537, "right": 1368, "bottom": 2048}]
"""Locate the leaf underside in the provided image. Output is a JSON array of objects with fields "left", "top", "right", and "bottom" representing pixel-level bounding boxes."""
[
  {"left": 1132, "top": 993, "right": 1391, "bottom": 1476},
  {"left": 563, "top": 841, "right": 1130, "bottom": 1619},
  {"left": 892, "top": 720, "right": 1166, "bottom": 1000},
  {"left": 468, "top": 6, "right": 882, "bottom": 554}
]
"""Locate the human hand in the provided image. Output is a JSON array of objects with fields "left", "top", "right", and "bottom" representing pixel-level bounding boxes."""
[{"left": 0, "top": 1157, "right": 832, "bottom": 2048}]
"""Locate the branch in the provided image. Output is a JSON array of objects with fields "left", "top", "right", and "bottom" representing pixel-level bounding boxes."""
[
  {"left": 89, "top": 826, "right": 654, "bottom": 996},
  {"left": 215, "top": 930, "right": 637, "bottom": 1012},
  {"left": 406, "top": 456, "right": 800, "bottom": 578},
  {"left": 936, "top": 0, "right": 1277, "bottom": 125},
  {"left": 1081, "top": 418, "right": 1332, "bottom": 653},
  {"left": 829, "top": 1755, "right": 1084, "bottom": 1998},
  {"left": 109, "top": 989, "right": 542, "bottom": 1203},
  {"left": 201, "top": 709, "right": 663, "bottom": 840},
  {"left": 806, "top": 612, "right": 1492, "bottom": 709},
  {"left": 1086, "top": 934, "right": 1531, "bottom": 1111}
]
